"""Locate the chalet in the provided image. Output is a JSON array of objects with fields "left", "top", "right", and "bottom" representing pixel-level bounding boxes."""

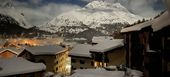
[
  {"left": 121, "top": 20, "right": 152, "bottom": 68},
  {"left": 69, "top": 39, "right": 125, "bottom": 71},
  {"left": 121, "top": 9, "right": 170, "bottom": 77},
  {"left": 69, "top": 44, "right": 94, "bottom": 70},
  {"left": 0, "top": 57, "right": 46, "bottom": 77},
  {"left": 18, "top": 45, "right": 69, "bottom": 75},
  {"left": 151, "top": 10, "right": 170, "bottom": 77},
  {"left": 121, "top": 20, "right": 155, "bottom": 77},
  {"left": 90, "top": 39, "right": 125, "bottom": 67},
  {"left": 0, "top": 47, "right": 23, "bottom": 58}
]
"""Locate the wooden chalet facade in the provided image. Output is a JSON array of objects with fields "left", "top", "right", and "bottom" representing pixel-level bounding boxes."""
[
  {"left": 69, "top": 40, "right": 125, "bottom": 71},
  {"left": 0, "top": 49, "right": 18, "bottom": 58},
  {"left": 121, "top": 10, "right": 170, "bottom": 77},
  {"left": 0, "top": 48, "right": 23, "bottom": 58}
]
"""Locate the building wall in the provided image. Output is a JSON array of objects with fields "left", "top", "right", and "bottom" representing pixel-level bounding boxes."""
[
  {"left": 35, "top": 48, "right": 69, "bottom": 75},
  {"left": 107, "top": 47, "right": 125, "bottom": 66},
  {"left": 0, "top": 50, "right": 17, "bottom": 58},
  {"left": 125, "top": 32, "right": 145, "bottom": 70},
  {"left": 35, "top": 55, "right": 56, "bottom": 72},
  {"left": 71, "top": 57, "right": 94, "bottom": 70},
  {"left": 55, "top": 49, "right": 69, "bottom": 75},
  {"left": 70, "top": 47, "right": 125, "bottom": 71}
]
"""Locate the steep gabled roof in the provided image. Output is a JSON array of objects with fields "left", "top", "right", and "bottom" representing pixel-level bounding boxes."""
[
  {"left": 121, "top": 20, "right": 152, "bottom": 33},
  {"left": 0, "top": 47, "right": 24, "bottom": 55},
  {"left": 152, "top": 11, "right": 170, "bottom": 32}
]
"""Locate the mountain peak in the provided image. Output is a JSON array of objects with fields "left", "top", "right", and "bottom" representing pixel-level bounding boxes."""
[
  {"left": 85, "top": 1, "right": 128, "bottom": 12},
  {"left": 85, "top": 1, "right": 110, "bottom": 9},
  {"left": 40, "top": 1, "right": 142, "bottom": 34}
]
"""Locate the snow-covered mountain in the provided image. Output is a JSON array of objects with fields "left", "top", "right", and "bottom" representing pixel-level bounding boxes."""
[
  {"left": 40, "top": 1, "right": 143, "bottom": 35},
  {"left": 0, "top": 1, "right": 32, "bottom": 29}
]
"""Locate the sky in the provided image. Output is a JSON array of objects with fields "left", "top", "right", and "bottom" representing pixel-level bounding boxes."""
[{"left": 0, "top": 0, "right": 166, "bottom": 26}]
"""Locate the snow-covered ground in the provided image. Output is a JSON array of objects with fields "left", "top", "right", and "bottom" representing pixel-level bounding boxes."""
[{"left": 66, "top": 67, "right": 143, "bottom": 77}]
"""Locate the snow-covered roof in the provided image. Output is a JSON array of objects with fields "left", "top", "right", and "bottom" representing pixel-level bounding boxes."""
[
  {"left": 25, "top": 45, "right": 65, "bottom": 55},
  {"left": 0, "top": 57, "right": 46, "bottom": 76},
  {"left": 90, "top": 39, "right": 124, "bottom": 53},
  {"left": 69, "top": 44, "right": 93, "bottom": 58},
  {"left": 121, "top": 20, "right": 152, "bottom": 33},
  {"left": 70, "top": 68, "right": 125, "bottom": 77},
  {"left": 92, "top": 36, "right": 114, "bottom": 43},
  {"left": 0, "top": 47, "right": 24, "bottom": 55},
  {"left": 152, "top": 11, "right": 170, "bottom": 32}
]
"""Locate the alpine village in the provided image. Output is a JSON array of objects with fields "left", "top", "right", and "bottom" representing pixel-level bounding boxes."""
[{"left": 0, "top": 0, "right": 170, "bottom": 77}]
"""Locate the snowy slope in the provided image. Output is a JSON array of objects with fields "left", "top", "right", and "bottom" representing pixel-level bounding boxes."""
[
  {"left": 0, "top": 1, "right": 32, "bottom": 29},
  {"left": 40, "top": 1, "right": 142, "bottom": 34}
]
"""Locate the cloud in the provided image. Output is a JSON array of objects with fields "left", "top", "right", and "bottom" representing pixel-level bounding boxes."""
[
  {"left": 1, "top": 0, "right": 81, "bottom": 26},
  {"left": 82, "top": 0, "right": 116, "bottom": 2},
  {"left": 122, "top": 0, "right": 165, "bottom": 18},
  {"left": 28, "top": 0, "right": 43, "bottom": 4},
  {"left": 20, "top": 3, "right": 81, "bottom": 26},
  {"left": 0, "top": 0, "right": 165, "bottom": 26},
  {"left": 81, "top": 0, "right": 165, "bottom": 18}
]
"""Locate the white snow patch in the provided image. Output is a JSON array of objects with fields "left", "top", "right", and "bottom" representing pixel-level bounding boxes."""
[{"left": 152, "top": 11, "right": 170, "bottom": 32}]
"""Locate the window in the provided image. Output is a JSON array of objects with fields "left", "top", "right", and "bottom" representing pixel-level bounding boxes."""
[
  {"left": 72, "top": 59, "right": 76, "bottom": 63},
  {"left": 56, "top": 67, "right": 58, "bottom": 71},
  {"left": 56, "top": 61, "right": 58, "bottom": 64},
  {"left": 80, "top": 60, "right": 85, "bottom": 64},
  {"left": 80, "top": 67, "right": 83, "bottom": 69}
]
